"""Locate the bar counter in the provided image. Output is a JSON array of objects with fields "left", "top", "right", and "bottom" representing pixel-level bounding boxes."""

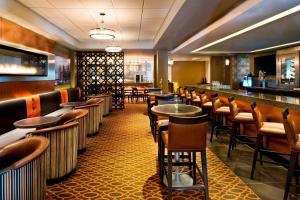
[{"left": 186, "top": 85, "right": 300, "bottom": 111}]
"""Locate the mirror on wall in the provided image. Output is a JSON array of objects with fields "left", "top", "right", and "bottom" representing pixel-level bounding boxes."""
[{"left": 280, "top": 55, "right": 295, "bottom": 85}]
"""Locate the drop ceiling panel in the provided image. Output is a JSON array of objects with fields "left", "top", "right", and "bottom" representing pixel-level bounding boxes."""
[
  {"left": 47, "top": 0, "right": 83, "bottom": 8},
  {"left": 80, "top": 0, "right": 113, "bottom": 9},
  {"left": 18, "top": 0, "right": 54, "bottom": 8},
  {"left": 144, "top": 0, "right": 174, "bottom": 9},
  {"left": 143, "top": 9, "right": 168, "bottom": 19},
  {"left": 112, "top": 0, "right": 143, "bottom": 9}
]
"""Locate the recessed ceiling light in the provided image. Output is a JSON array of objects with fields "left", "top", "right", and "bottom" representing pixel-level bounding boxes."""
[
  {"left": 191, "top": 5, "right": 300, "bottom": 53},
  {"left": 251, "top": 41, "right": 300, "bottom": 53}
]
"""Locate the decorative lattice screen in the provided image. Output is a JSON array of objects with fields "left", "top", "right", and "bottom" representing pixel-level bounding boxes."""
[{"left": 77, "top": 51, "right": 124, "bottom": 109}]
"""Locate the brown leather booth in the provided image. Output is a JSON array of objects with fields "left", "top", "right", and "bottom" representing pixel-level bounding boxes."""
[{"left": 0, "top": 88, "right": 80, "bottom": 135}]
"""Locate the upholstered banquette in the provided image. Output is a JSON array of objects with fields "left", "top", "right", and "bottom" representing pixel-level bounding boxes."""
[
  {"left": 0, "top": 137, "right": 49, "bottom": 200},
  {"left": 0, "top": 88, "right": 80, "bottom": 136}
]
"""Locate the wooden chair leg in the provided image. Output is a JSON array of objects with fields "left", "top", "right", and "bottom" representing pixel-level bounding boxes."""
[
  {"left": 160, "top": 138, "right": 165, "bottom": 184},
  {"left": 283, "top": 151, "right": 297, "bottom": 200},
  {"left": 168, "top": 152, "right": 173, "bottom": 199},
  {"left": 251, "top": 134, "right": 262, "bottom": 179},
  {"left": 228, "top": 122, "right": 236, "bottom": 157},
  {"left": 201, "top": 151, "right": 209, "bottom": 200},
  {"left": 192, "top": 152, "right": 197, "bottom": 185},
  {"left": 210, "top": 116, "right": 216, "bottom": 142}
]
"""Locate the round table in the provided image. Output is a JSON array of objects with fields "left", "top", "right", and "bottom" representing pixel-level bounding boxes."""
[
  {"left": 147, "top": 92, "right": 174, "bottom": 97},
  {"left": 60, "top": 101, "right": 86, "bottom": 108},
  {"left": 151, "top": 104, "right": 202, "bottom": 188},
  {"left": 151, "top": 104, "right": 201, "bottom": 117},
  {"left": 14, "top": 116, "right": 60, "bottom": 129}
]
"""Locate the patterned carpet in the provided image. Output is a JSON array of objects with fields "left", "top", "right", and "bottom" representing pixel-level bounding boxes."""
[{"left": 46, "top": 104, "right": 260, "bottom": 200}]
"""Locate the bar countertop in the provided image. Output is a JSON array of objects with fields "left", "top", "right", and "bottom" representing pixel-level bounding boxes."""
[{"left": 186, "top": 85, "right": 300, "bottom": 111}]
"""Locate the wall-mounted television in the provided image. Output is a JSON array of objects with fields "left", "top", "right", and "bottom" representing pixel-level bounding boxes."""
[{"left": 254, "top": 54, "right": 276, "bottom": 76}]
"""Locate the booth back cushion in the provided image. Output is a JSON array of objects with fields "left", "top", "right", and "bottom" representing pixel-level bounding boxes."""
[
  {"left": 0, "top": 99, "right": 27, "bottom": 135},
  {"left": 40, "top": 91, "right": 61, "bottom": 116}
]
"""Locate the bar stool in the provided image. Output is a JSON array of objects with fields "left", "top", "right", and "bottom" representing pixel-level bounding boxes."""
[
  {"left": 191, "top": 90, "right": 201, "bottom": 106},
  {"left": 160, "top": 115, "right": 209, "bottom": 199},
  {"left": 250, "top": 102, "right": 286, "bottom": 179},
  {"left": 282, "top": 109, "right": 300, "bottom": 200},
  {"left": 200, "top": 92, "right": 212, "bottom": 112},
  {"left": 179, "top": 87, "right": 185, "bottom": 103},
  {"left": 185, "top": 89, "right": 193, "bottom": 105},
  {"left": 227, "top": 97, "right": 255, "bottom": 157},
  {"left": 210, "top": 94, "right": 231, "bottom": 142}
]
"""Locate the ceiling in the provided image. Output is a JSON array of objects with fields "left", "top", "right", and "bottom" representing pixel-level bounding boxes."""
[
  {"left": 168, "top": 0, "right": 300, "bottom": 54},
  {"left": 17, "top": 0, "right": 175, "bottom": 48}
]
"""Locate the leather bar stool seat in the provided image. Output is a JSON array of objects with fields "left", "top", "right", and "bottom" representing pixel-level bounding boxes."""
[
  {"left": 227, "top": 97, "right": 255, "bottom": 157},
  {"left": 250, "top": 102, "right": 287, "bottom": 179},
  {"left": 160, "top": 115, "right": 209, "bottom": 199},
  {"left": 0, "top": 137, "right": 49, "bottom": 199},
  {"left": 202, "top": 101, "right": 212, "bottom": 107},
  {"left": 210, "top": 94, "right": 231, "bottom": 142}
]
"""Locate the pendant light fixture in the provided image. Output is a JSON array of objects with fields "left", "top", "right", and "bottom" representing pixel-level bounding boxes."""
[
  {"left": 105, "top": 38, "right": 122, "bottom": 52},
  {"left": 90, "top": 13, "right": 115, "bottom": 40}
]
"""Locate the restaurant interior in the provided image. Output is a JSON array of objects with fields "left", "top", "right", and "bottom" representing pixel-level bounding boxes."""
[{"left": 1, "top": 0, "right": 300, "bottom": 199}]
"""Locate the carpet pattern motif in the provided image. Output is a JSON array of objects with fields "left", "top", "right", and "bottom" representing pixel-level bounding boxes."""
[{"left": 46, "top": 104, "right": 260, "bottom": 199}]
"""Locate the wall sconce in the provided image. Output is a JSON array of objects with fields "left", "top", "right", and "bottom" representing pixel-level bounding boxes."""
[{"left": 225, "top": 58, "right": 230, "bottom": 66}]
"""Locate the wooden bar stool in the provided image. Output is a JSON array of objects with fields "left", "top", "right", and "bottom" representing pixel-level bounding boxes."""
[
  {"left": 191, "top": 90, "right": 201, "bottom": 106},
  {"left": 282, "top": 109, "right": 300, "bottom": 200},
  {"left": 227, "top": 97, "right": 255, "bottom": 157},
  {"left": 160, "top": 115, "right": 209, "bottom": 200},
  {"left": 200, "top": 92, "right": 212, "bottom": 113},
  {"left": 210, "top": 94, "right": 231, "bottom": 142},
  {"left": 250, "top": 102, "right": 286, "bottom": 179}
]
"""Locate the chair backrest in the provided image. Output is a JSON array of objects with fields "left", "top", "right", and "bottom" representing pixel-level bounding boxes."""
[
  {"left": 200, "top": 93, "right": 209, "bottom": 104},
  {"left": 59, "top": 109, "right": 88, "bottom": 124},
  {"left": 132, "top": 87, "right": 138, "bottom": 95},
  {"left": 191, "top": 90, "right": 197, "bottom": 99},
  {"left": 167, "top": 114, "right": 208, "bottom": 151},
  {"left": 251, "top": 102, "right": 265, "bottom": 129},
  {"left": 0, "top": 137, "right": 49, "bottom": 170},
  {"left": 86, "top": 98, "right": 101, "bottom": 105},
  {"left": 211, "top": 94, "right": 222, "bottom": 113},
  {"left": 283, "top": 109, "right": 299, "bottom": 151},
  {"left": 228, "top": 97, "right": 239, "bottom": 118}
]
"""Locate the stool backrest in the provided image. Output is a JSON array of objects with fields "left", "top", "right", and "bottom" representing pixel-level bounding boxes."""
[
  {"left": 211, "top": 94, "right": 221, "bottom": 113},
  {"left": 283, "top": 109, "right": 299, "bottom": 150},
  {"left": 168, "top": 114, "right": 208, "bottom": 151},
  {"left": 251, "top": 102, "right": 264, "bottom": 129},
  {"left": 228, "top": 97, "right": 239, "bottom": 118},
  {"left": 200, "top": 93, "right": 209, "bottom": 103}
]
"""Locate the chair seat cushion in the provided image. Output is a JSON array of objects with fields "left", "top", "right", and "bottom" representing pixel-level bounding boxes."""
[
  {"left": 260, "top": 122, "right": 285, "bottom": 135},
  {"left": 161, "top": 131, "right": 168, "bottom": 147},
  {"left": 157, "top": 119, "right": 169, "bottom": 127},
  {"left": 202, "top": 101, "right": 212, "bottom": 107},
  {"left": 193, "top": 98, "right": 201, "bottom": 102},
  {"left": 234, "top": 112, "right": 253, "bottom": 122},
  {"left": 216, "top": 106, "right": 230, "bottom": 114}
]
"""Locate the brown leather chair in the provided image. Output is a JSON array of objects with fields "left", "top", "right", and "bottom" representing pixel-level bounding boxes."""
[
  {"left": 250, "top": 102, "right": 286, "bottom": 179},
  {"left": 0, "top": 137, "right": 49, "bottom": 199},
  {"left": 75, "top": 98, "right": 101, "bottom": 136},
  {"left": 200, "top": 92, "right": 213, "bottom": 111},
  {"left": 59, "top": 109, "right": 89, "bottom": 152},
  {"left": 160, "top": 115, "right": 209, "bottom": 199},
  {"left": 282, "top": 109, "right": 300, "bottom": 200},
  {"left": 31, "top": 121, "right": 79, "bottom": 180},
  {"left": 210, "top": 94, "right": 230, "bottom": 142},
  {"left": 227, "top": 97, "right": 255, "bottom": 157}
]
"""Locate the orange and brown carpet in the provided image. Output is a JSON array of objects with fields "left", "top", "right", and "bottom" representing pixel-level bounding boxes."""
[{"left": 46, "top": 104, "right": 259, "bottom": 199}]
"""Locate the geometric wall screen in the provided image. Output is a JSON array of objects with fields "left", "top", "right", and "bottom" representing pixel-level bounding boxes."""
[{"left": 76, "top": 51, "right": 124, "bottom": 109}]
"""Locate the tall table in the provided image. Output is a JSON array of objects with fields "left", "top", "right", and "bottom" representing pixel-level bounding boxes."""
[{"left": 151, "top": 104, "right": 202, "bottom": 188}]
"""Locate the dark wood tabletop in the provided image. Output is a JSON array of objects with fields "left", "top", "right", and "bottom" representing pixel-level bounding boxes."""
[
  {"left": 14, "top": 116, "right": 60, "bottom": 129},
  {"left": 60, "top": 101, "right": 86, "bottom": 107}
]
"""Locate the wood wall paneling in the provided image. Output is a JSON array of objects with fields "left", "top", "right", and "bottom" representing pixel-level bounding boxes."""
[
  {"left": 0, "top": 18, "right": 55, "bottom": 54},
  {"left": 172, "top": 61, "right": 206, "bottom": 86},
  {"left": 0, "top": 80, "right": 54, "bottom": 101}
]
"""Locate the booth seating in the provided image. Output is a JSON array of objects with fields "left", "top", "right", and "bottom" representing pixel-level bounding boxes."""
[
  {"left": 75, "top": 98, "right": 101, "bottom": 136},
  {"left": 0, "top": 137, "right": 49, "bottom": 199},
  {"left": 59, "top": 109, "right": 89, "bottom": 152},
  {"left": 0, "top": 88, "right": 80, "bottom": 148},
  {"left": 31, "top": 121, "right": 79, "bottom": 180}
]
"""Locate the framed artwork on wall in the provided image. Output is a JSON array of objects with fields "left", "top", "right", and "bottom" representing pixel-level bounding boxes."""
[{"left": 55, "top": 56, "right": 70, "bottom": 85}]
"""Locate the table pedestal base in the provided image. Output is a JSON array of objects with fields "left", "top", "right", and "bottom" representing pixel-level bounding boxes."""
[{"left": 163, "top": 173, "right": 193, "bottom": 188}]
